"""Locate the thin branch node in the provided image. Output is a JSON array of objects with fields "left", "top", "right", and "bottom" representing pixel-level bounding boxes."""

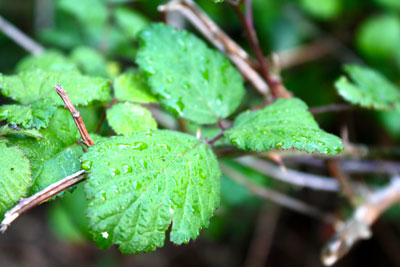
[{"left": 54, "top": 84, "right": 95, "bottom": 147}]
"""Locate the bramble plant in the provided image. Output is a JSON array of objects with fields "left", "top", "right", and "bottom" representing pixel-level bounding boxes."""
[{"left": 1, "top": 0, "right": 400, "bottom": 265}]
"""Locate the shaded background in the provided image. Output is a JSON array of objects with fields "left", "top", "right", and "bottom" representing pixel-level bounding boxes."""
[{"left": 1, "top": 0, "right": 400, "bottom": 266}]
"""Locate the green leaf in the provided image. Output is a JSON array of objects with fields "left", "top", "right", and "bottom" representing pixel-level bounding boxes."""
[
  {"left": 107, "top": 102, "right": 157, "bottom": 136},
  {"left": 114, "top": 71, "right": 157, "bottom": 103},
  {"left": 48, "top": 183, "right": 90, "bottom": 243},
  {"left": 356, "top": 15, "right": 400, "bottom": 60},
  {"left": 82, "top": 130, "right": 221, "bottom": 253},
  {"left": 0, "top": 98, "right": 57, "bottom": 129},
  {"left": 29, "top": 144, "right": 83, "bottom": 195},
  {"left": 137, "top": 23, "right": 245, "bottom": 124},
  {"left": 0, "top": 142, "right": 32, "bottom": 218},
  {"left": 0, "top": 69, "right": 111, "bottom": 106},
  {"left": 0, "top": 105, "right": 32, "bottom": 128},
  {"left": 7, "top": 109, "right": 82, "bottom": 195},
  {"left": 299, "top": 0, "right": 342, "bottom": 19},
  {"left": 225, "top": 98, "right": 343, "bottom": 154},
  {"left": 70, "top": 46, "right": 109, "bottom": 77},
  {"left": 114, "top": 6, "right": 150, "bottom": 39},
  {"left": 0, "top": 125, "right": 44, "bottom": 139},
  {"left": 335, "top": 64, "right": 400, "bottom": 110},
  {"left": 15, "top": 50, "right": 77, "bottom": 72}
]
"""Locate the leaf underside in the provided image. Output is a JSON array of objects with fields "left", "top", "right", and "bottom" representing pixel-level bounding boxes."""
[
  {"left": 136, "top": 23, "right": 244, "bottom": 124},
  {"left": 82, "top": 130, "right": 221, "bottom": 253},
  {"left": 225, "top": 98, "right": 343, "bottom": 154},
  {"left": 335, "top": 64, "right": 400, "bottom": 111}
]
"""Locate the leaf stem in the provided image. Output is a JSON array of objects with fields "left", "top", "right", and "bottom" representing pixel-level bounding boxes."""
[
  {"left": 207, "top": 132, "right": 224, "bottom": 146},
  {"left": 0, "top": 170, "right": 87, "bottom": 233},
  {"left": 54, "top": 84, "right": 95, "bottom": 146}
]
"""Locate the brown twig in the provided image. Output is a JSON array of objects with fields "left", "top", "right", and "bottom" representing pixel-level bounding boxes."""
[
  {"left": 54, "top": 84, "right": 95, "bottom": 146},
  {"left": 236, "top": 156, "right": 340, "bottom": 192},
  {"left": 220, "top": 163, "right": 336, "bottom": 224},
  {"left": 229, "top": 0, "right": 291, "bottom": 99},
  {"left": 0, "top": 15, "right": 44, "bottom": 55},
  {"left": 207, "top": 132, "right": 224, "bottom": 146},
  {"left": 244, "top": 205, "right": 280, "bottom": 267},
  {"left": 309, "top": 103, "right": 354, "bottom": 115},
  {"left": 327, "top": 160, "right": 357, "bottom": 205},
  {"left": 0, "top": 170, "right": 87, "bottom": 233},
  {"left": 158, "top": 0, "right": 271, "bottom": 99},
  {"left": 321, "top": 177, "right": 400, "bottom": 266}
]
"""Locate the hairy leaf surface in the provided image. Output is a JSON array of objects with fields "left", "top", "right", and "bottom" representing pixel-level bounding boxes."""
[
  {"left": 225, "top": 98, "right": 343, "bottom": 154},
  {"left": 137, "top": 23, "right": 244, "bottom": 124},
  {"left": 0, "top": 69, "right": 111, "bottom": 106},
  {"left": 82, "top": 130, "right": 221, "bottom": 253},
  {"left": 107, "top": 102, "right": 157, "bottom": 136},
  {"left": 0, "top": 141, "right": 32, "bottom": 218},
  {"left": 335, "top": 64, "right": 400, "bottom": 110}
]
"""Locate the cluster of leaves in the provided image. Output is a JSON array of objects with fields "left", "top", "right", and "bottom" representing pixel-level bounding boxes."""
[{"left": 2, "top": 0, "right": 400, "bottom": 256}]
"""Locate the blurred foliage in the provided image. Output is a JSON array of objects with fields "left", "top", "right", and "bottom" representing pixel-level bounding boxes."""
[{"left": 0, "top": 0, "right": 400, "bottom": 265}]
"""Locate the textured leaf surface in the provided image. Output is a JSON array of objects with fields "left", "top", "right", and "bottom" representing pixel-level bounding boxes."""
[
  {"left": 225, "top": 98, "right": 343, "bottom": 154},
  {"left": 137, "top": 23, "right": 244, "bottom": 124},
  {"left": 29, "top": 144, "right": 83, "bottom": 194},
  {"left": 0, "top": 125, "right": 43, "bottom": 139},
  {"left": 107, "top": 102, "right": 157, "bottom": 136},
  {"left": 0, "top": 69, "right": 111, "bottom": 106},
  {"left": 0, "top": 98, "right": 57, "bottom": 129},
  {"left": 0, "top": 142, "right": 32, "bottom": 218},
  {"left": 114, "top": 71, "right": 157, "bottom": 103},
  {"left": 82, "top": 130, "right": 221, "bottom": 253},
  {"left": 7, "top": 109, "right": 82, "bottom": 194},
  {"left": 335, "top": 64, "right": 400, "bottom": 110},
  {"left": 15, "top": 50, "right": 77, "bottom": 72}
]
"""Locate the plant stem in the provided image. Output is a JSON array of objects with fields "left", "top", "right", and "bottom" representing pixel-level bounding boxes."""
[
  {"left": 0, "top": 15, "right": 44, "bottom": 55},
  {"left": 0, "top": 170, "right": 87, "bottom": 233},
  {"left": 236, "top": 156, "right": 340, "bottom": 192},
  {"left": 207, "top": 132, "right": 224, "bottom": 146},
  {"left": 309, "top": 103, "right": 354, "bottom": 114},
  {"left": 220, "top": 163, "right": 336, "bottom": 224},
  {"left": 321, "top": 177, "right": 400, "bottom": 266},
  {"left": 229, "top": 0, "right": 291, "bottom": 99},
  {"left": 54, "top": 85, "right": 95, "bottom": 146}
]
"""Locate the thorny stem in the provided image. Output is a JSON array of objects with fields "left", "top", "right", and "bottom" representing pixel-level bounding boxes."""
[
  {"left": 55, "top": 84, "right": 95, "bottom": 146},
  {"left": 0, "top": 15, "right": 44, "bottom": 55},
  {"left": 229, "top": 0, "right": 291, "bottom": 99},
  {"left": 0, "top": 170, "right": 87, "bottom": 233}
]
